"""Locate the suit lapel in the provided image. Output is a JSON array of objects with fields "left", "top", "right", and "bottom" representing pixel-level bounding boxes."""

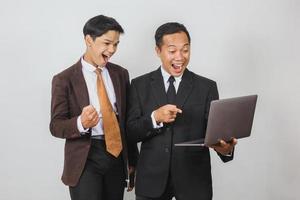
[
  {"left": 150, "top": 68, "right": 168, "bottom": 107},
  {"left": 70, "top": 60, "right": 89, "bottom": 110},
  {"left": 106, "top": 63, "right": 121, "bottom": 115},
  {"left": 175, "top": 69, "right": 194, "bottom": 109}
]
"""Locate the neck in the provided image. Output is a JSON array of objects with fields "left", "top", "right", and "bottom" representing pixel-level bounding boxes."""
[{"left": 83, "top": 52, "right": 97, "bottom": 68}]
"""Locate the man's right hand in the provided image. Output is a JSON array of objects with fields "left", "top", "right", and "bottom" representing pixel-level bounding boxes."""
[
  {"left": 80, "top": 105, "right": 99, "bottom": 129},
  {"left": 153, "top": 104, "right": 182, "bottom": 123}
]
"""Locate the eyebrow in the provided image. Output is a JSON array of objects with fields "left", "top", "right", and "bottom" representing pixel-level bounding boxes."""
[
  {"left": 103, "top": 39, "right": 113, "bottom": 42},
  {"left": 103, "top": 39, "right": 120, "bottom": 44},
  {"left": 167, "top": 43, "right": 190, "bottom": 48}
]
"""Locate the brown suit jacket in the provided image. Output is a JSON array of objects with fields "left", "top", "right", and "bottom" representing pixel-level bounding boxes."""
[{"left": 50, "top": 59, "right": 138, "bottom": 186}]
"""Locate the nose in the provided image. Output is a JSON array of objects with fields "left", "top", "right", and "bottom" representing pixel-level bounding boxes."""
[
  {"left": 174, "top": 51, "right": 184, "bottom": 60},
  {"left": 108, "top": 44, "right": 116, "bottom": 54}
]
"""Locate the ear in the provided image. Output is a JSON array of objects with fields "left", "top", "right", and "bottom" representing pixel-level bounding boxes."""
[
  {"left": 155, "top": 46, "right": 161, "bottom": 57},
  {"left": 84, "top": 35, "right": 94, "bottom": 47}
]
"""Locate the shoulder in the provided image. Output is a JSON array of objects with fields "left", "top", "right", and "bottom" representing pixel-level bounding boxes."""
[
  {"left": 188, "top": 70, "right": 217, "bottom": 87},
  {"left": 107, "top": 62, "right": 128, "bottom": 74},
  {"left": 131, "top": 70, "right": 157, "bottom": 85},
  {"left": 53, "top": 60, "right": 81, "bottom": 82}
]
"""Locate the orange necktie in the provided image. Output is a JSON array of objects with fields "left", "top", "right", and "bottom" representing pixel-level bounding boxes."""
[{"left": 95, "top": 68, "right": 122, "bottom": 157}]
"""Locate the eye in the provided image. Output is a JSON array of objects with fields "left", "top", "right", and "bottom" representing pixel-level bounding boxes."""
[{"left": 182, "top": 48, "right": 189, "bottom": 53}]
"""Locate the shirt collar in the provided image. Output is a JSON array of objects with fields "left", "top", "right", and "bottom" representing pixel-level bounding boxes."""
[
  {"left": 81, "top": 57, "right": 107, "bottom": 73},
  {"left": 160, "top": 66, "right": 183, "bottom": 84}
]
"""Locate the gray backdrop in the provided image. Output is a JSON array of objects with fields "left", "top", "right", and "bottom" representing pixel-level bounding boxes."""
[{"left": 0, "top": 0, "right": 299, "bottom": 199}]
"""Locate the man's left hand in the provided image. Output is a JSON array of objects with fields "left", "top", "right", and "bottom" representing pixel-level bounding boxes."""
[
  {"left": 210, "top": 138, "right": 237, "bottom": 156},
  {"left": 127, "top": 166, "right": 135, "bottom": 192}
]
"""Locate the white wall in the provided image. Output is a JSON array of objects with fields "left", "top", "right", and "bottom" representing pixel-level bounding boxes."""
[{"left": 0, "top": 0, "right": 299, "bottom": 199}]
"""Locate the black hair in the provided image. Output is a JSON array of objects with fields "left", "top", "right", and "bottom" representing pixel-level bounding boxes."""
[
  {"left": 83, "top": 15, "right": 124, "bottom": 40},
  {"left": 155, "top": 22, "right": 191, "bottom": 48}
]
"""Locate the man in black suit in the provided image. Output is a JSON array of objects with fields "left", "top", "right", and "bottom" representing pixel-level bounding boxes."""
[
  {"left": 50, "top": 15, "right": 138, "bottom": 200},
  {"left": 126, "top": 22, "right": 237, "bottom": 200}
]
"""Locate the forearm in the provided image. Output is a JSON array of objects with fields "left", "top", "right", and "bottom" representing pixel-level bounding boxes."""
[
  {"left": 127, "top": 142, "right": 139, "bottom": 167},
  {"left": 50, "top": 75, "right": 84, "bottom": 139},
  {"left": 126, "top": 115, "right": 155, "bottom": 143},
  {"left": 126, "top": 81, "right": 160, "bottom": 143},
  {"left": 50, "top": 116, "right": 82, "bottom": 139}
]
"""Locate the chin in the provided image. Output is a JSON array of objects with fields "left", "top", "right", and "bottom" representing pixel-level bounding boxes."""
[
  {"left": 96, "top": 61, "right": 105, "bottom": 67},
  {"left": 171, "top": 70, "right": 184, "bottom": 77}
]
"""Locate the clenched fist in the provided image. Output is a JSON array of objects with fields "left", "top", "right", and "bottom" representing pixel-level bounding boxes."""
[{"left": 80, "top": 105, "right": 100, "bottom": 129}]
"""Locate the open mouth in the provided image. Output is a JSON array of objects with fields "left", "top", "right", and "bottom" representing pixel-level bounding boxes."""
[
  {"left": 102, "top": 54, "right": 110, "bottom": 64},
  {"left": 172, "top": 63, "right": 183, "bottom": 71}
]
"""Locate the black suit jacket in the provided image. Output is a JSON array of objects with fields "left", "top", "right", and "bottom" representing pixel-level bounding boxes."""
[
  {"left": 50, "top": 59, "right": 138, "bottom": 186},
  {"left": 127, "top": 68, "right": 233, "bottom": 199}
]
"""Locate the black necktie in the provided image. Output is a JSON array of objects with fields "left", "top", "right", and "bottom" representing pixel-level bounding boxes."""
[{"left": 167, "top": 76, "right": 176, "bottom": 104}]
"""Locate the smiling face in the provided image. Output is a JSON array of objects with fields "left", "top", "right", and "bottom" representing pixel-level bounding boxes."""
[
  {"left": 84, "top": 30, "right": 120, "bottom": 67},
  {"left": 156, "top": 31, "right": 190, "bottom": 77}
]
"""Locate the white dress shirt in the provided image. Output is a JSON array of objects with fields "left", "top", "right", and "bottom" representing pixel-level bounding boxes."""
[{"left": 77, "top": 58, "right": 117, "bottom": 136}]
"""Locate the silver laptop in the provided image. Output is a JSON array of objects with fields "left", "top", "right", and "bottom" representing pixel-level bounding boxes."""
[{"left": 175, "top": 95, "right": 258, "bottom": 147}]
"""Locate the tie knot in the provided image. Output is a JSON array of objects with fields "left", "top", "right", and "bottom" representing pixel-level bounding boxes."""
[
  {"left": 95, "top": 68, "right": 102, "bottom": 75},
  {"left": 168, "top": 76, "right": 175, "bottom": 84}
]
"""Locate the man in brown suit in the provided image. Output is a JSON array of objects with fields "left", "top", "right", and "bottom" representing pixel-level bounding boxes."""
[{"left": 50, "top": 15, "right": 138, "bottom": 200}]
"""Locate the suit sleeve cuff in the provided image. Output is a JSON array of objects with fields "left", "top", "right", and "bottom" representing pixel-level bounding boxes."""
[{"left": 223, "top": 150, "right": 233, "bottom": 157}]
